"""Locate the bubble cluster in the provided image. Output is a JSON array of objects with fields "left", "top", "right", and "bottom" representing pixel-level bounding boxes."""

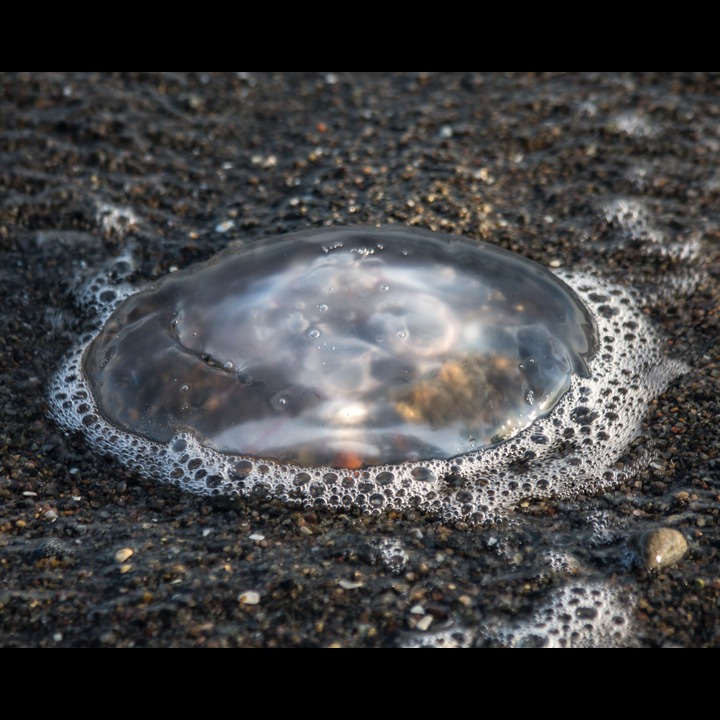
[
  {"left": 48, "top": 225, "right": 687, "bottom": 523},
  {"left": 404, "top": 580, "right": 636, "bottom": 648}
]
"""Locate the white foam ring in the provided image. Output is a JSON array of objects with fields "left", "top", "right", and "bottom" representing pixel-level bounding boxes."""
[{"left": 48, "top": 268, "right": 688, "bottom": 524}]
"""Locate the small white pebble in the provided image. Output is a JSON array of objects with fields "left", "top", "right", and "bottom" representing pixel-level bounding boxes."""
[
  {"left": 214, "top": 219, "right": 235, "bottom": 233},
  {"left": 238, "top": 590, "right": 261, "bottom": 605}
]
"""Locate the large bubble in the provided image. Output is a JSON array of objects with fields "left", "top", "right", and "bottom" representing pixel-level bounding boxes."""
[{"left": 49, "top": 225, "right": 686, "bottom": 523}]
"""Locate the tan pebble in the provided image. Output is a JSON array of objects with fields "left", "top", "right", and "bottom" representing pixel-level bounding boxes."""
[
  {"left": 416, "top": 615, "right": 433, "bottom": 631},
  {"left": 639, "top": 528, "right": 688, "bottom": 570},
  {"left": 338, "top": 579, "right": 364, "bottom": 590},
  {"left": 115, "top": 547, "right": 134, "bottom": 563},
  {"left": 238, "top": 590, "right": 260, "bottom": 605}
]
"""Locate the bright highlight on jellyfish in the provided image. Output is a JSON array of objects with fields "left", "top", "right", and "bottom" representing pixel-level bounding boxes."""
[{"left": 49, "top": 225, "right": 686, "bottom": 523}]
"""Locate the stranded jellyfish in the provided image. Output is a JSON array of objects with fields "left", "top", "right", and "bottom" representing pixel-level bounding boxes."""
[
  {"left": 81, "top": 226, "right": 595, "bottom": 467},
  {"left": 50, "top": 225, "right": 686, "bottom": 522}
]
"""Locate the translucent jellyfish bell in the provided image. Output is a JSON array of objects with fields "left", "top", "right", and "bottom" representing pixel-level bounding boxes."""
[{"left": 80, "top": 225, "right": 597, "bottom": 469}]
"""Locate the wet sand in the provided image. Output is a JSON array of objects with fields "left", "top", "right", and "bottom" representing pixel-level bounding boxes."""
[{"left": 2, "top": 72, "right": 719, "bottom": 647}]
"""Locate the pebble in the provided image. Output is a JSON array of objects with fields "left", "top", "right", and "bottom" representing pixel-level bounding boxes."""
[
  {"left": 114, "top": 547, "right": 134, "bottom": 563},
  {"left": 416, "top": 615, "right": 433, "bottom": 631},
  {"left": 338, "top": 579, "right": 364, "bottom": 590},
  {"left": 238, "top": 590, "right": 261, "bottom": 605},
  {"left": 638, "top": 528, "right": 689, "bottom": 570}
]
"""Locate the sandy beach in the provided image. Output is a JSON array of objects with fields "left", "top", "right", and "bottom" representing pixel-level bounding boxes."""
[{"left": 2, "top": 72, "right": 719, "bottom": 647}]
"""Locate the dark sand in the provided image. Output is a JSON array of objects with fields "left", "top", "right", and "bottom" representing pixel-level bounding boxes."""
[{"left": 2, "top": 72, "right": 719, "bottom": 647}]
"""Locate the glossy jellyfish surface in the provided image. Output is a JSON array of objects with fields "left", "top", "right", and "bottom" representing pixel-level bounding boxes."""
[
  {"left": 82, "top": 226, "right": 595, "bottom": 467},
  {"left": 49, "top": 225, "right": 685, "bottom": 522}
]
